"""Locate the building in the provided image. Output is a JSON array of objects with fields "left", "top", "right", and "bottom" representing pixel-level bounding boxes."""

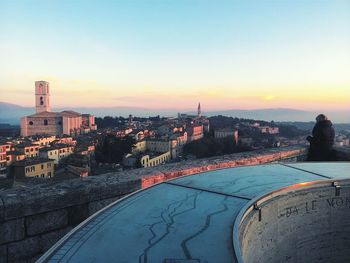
[
  {"left": 171, "top": 132, "right": 188, "bottom": 146},
  {"left": 335, "top": 135, "right": 350, "bottom": 147},
  {"left": 6, "top": 151, "right": 26, "bottom": 166},
  {"left": 126, "top": 138, "right": 178, "bottom": 167},
  {"left": 129, "top": 130, "right": 145, "bottom": 141},
  {"left": 11, "top": 158, "right": 54, "bottom": 179},
  {"left": 214, "top": 128, "right": 239, "bottom": 144},
  {"left": 146, "top": 139, "right": 175, "bottom": 153},
  {"left": 187, "top": 124, "right": 204, "bottom": 142},
  {"left": 39, "top": 144, "right": 75, "bottom": 164},
  {"left": 1, "top": 140, "right": 14, "bottom": 153},
  {"left": 75, "top": 143, "right": 95, "bottom": 156},
  {"left": 131, "top": 141, "right": 147, "bottom": 155},
  {"left": 239, "top": 136, "right": 254, "bottom": 146},
  {"left": 54, "top": 136, "right": 77, "bottom": 145},
  {"left": 21, "top": 81, "right": 97, "bottom": 137},
  {"left": 0, "top": 144, "right": 7, "bottom": 177},
  {"left": 145, "top": 138, "right": 178, "bottom": 159},
  {"left": 31, "top": 135, "right": 56, "bottom": 147},
  {"left": 258, "top": 126, "right": 279, "bottom": 135},
  {"left": 201, "top": 118, "right": 210, "bottom": 133},
  {"left": 140, "top": 152, "right": 171, "bottom": 168},
  {"left": 156, "top": 125, "right": 171, "bottom": 135},
  {"left": 15, "top": 143, "right": 39, "bottom": 158},
  {"left": 65, "top": 165, "right": 89, "bottom": 178}
]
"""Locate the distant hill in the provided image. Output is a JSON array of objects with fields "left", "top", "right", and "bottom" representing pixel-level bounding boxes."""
[
  {"left": 0, "top": 102, "right": 178, "bottom": 124},
  {"left": 0, "top": 101, "right": 349, "bottom": 124},
  {"left": 0, "top": 102, "right": 34, "bottom": 125},
  {"left": 190, "top": 108, "right": 350, "bottom": 123},
  {"left": 201, "top": 108, "right": 315, "bottom": 122},
  {"left": 280, "top": 121, "right": 350, "bottom": 132}
]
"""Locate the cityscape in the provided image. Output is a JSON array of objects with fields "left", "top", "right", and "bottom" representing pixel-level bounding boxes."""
[
  {"left": 0, "top": 0, "right": 350, "bottom": 263},
  {"left": 1, "top": 80, "right": 348, "bottom": 184}
]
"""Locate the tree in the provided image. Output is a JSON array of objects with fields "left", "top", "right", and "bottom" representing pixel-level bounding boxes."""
[
  {"left": 95, "top": 134, "right": 135, "bottom": 163},
  {"left": 95, "top": 116, "right": 127, "bottom": 128},
  {"left": 183, "top": 137, "right": 251, "bottom": 158}
]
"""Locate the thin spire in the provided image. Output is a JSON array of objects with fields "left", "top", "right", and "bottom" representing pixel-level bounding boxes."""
[{"left": 197, "top": 102, "right": 201, "bottom": 117}]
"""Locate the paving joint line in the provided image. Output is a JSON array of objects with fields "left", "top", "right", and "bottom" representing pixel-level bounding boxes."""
[
  {"left": 165, "top": 181, "right": 252, "bottom": 201},
  {"left": 280, "top": 163, "right": 332, "bottom": 179}
]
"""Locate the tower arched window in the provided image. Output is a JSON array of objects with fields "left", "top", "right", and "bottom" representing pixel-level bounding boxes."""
[
  {"left": 40, "top": 96, "right": 44, "bottom": 105},
  {"left": 44, "top": 119, "right": 48, "bottom": 125}
]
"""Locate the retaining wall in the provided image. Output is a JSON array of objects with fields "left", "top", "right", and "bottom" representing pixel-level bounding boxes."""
[
  {"left": 0, "top": 146, "right": 308, "bottom": 262},
  {"left": 238, "top": 180, "right": 350, "bottom": 263}
]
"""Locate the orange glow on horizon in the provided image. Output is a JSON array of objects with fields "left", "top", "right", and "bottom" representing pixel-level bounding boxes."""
[{"left": 1, "top": 74, "right": 349, "bottom": 112}]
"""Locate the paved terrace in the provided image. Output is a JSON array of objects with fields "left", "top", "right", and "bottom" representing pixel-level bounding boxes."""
[
  {"left": 38, "top": 162, "right": 350, "bottom": 263},
  {"left": 0, "top": 146, "right": 349, "bottom": 262}
]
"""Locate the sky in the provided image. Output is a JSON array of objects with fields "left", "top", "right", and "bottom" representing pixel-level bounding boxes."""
[{"left": 0, "top": 0, "right": 349, "bottom": 111}]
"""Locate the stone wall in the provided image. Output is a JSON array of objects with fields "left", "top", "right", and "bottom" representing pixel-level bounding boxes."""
[
  {"left": 24, "top": 116, "right": 63, "bottom": 137},
  {"left": 239, "top": 181, "right": 350, "bottom": 263},
  {"left": 0, "top": 146, "right": 308, "bottom": 262}
]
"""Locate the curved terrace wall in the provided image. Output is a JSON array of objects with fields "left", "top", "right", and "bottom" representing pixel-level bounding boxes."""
[
  {"left": 0, "top": 146, "right": 309, "bottom": 262},
  {"left": 237, "top": 179, "right": 350, "bottom": 263}
]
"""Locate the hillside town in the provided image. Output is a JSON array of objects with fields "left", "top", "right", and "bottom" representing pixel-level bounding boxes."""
[{"left": 0, "top": 81, "right": 349, "bottom": 188}]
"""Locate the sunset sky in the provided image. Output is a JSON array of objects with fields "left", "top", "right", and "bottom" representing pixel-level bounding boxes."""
[{"left": 0, "top": 0, "right": 349, "bottom": 111}]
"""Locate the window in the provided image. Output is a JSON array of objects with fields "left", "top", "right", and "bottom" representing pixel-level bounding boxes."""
[
  {"left": 29, "top": 121, "right": 33, "bottom": 125},
  {"left": 44, "top": 119, "right": 48, "bottom": 125},
  {"left": 30, "top": 166, "right": 35, "bottom": 172},
  {"left": 30, "top": 148, "right": 33, "bottom": 152},
  {"left": 41, "top": 164, "right": 44, "bottom": 169},
  {"left": 25, "top": 149, "right": 29, "bottom": 153},
  {"left": 25, "top": 167, "right": 30, "bottom": 173},
  {"left": 48, "top": 172, "right": 52, "bottom": 178},
  {"left": 58, "top": 121, "right": 62, "bottom": 125},
  {"left": 41, "top": 174, "right": 45, "bottom": 178},
  {"left": 40, "top": 96, "right": 44, "bottom": 105}
]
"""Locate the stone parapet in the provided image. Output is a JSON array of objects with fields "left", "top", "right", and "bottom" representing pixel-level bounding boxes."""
[{"left": 0, "top": 146, "right": 308, "bottom": 262}]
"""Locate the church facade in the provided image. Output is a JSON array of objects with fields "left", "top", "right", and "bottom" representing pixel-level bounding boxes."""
[{"left": 21, "top": 81, "right": 97, "bottom": 137}]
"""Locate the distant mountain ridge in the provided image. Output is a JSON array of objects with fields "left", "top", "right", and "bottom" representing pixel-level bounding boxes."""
[
  {"left": 196, "top": 108, "right": 313, "bottom": 121},
  {"left": 0, "top": 102, "right": 349, "bottom": 124}
]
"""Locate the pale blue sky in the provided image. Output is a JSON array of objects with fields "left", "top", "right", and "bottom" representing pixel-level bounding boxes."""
[{"left": 0, "top": 0, "right": 349, "bottom": 110}]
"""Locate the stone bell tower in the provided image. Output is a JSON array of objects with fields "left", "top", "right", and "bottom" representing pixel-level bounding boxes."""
[{"left": 35, "top": 81, "right": 51, "bottom": 113}]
